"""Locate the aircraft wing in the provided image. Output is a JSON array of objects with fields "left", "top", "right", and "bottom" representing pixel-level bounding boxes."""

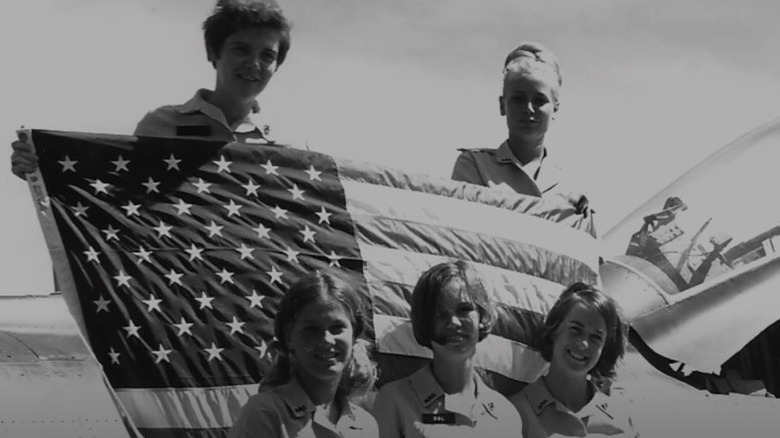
[
  {"left": 602, "top": 253, "right": 780, "bottom": 374},
  {"left": 0, "top": 294, "right": 136, "bottom": 438},
  {"left": 615, "top": 347, "right": 780, "bottom": 438}
]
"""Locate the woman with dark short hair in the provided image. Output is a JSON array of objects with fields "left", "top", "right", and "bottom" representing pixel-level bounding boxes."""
[{"left": 372, "top": 260, "right": 521, "bottom": 438}]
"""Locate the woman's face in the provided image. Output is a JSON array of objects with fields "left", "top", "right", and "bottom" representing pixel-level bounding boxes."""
[
  {"left": 212, "top": 27, "right": 282, "bottom": 104},
  {"left": 500, "top": 67, "right": 558, "bottom": 144},
  {"left": 550, "top": 301, "right": 607, "bottom": 377},
  {"left": 430, "top": 280, "right": 481, "bottom": 359},
  {"left": 286, "top": 298, "right": 354, "bottom": 385}
]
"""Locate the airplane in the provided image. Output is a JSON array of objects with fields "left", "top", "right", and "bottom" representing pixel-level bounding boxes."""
[
  {"left": 3, "top": 115, "right": 780, "bottom": 437},
  {"left": 600, "top": 115, "right": 780, "bottom": 437}
]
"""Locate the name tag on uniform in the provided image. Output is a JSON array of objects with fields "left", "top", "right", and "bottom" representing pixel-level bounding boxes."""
[
  {"left": 176, "top": 125, "right": 212, "bottom": 137},
  {"left": 422, "top": 413, "right": 455, "bottom": 424}
]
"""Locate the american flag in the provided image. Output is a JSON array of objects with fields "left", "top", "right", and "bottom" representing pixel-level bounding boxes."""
[{"left": 26, "top": 129, "right": 599, "bottom": 438}]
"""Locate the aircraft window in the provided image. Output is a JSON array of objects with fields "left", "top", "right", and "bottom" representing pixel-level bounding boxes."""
[{"left": 603, "top": 122, "right": 780, "bottom": 294}]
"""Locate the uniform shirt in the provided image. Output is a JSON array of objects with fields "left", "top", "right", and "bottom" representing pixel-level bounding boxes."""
[
  {"left": 134, "top": 89, "right": 276, "bottom": 144},
  {"left": 509, "top": 378, "right": 638, "bottom": 438},
  {"left": 451, "top": 141, "right": 572, "bottom": 199},
  {"left": 372, "top": 364, "right": 522, "bottom": 438},
  {"left": 229, "top": 378, "right": 378, "bottom": 438}
]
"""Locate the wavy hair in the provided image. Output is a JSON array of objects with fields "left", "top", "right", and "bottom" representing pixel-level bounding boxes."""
[
  {"left": 261, "top": 270, "right": 377, "bottom": 400},
  {"left": 203, "top": 0, "right": 292, "bottom": 67},
  {"left": 540, "top": 282, "right": 627, "bottom": 380}
]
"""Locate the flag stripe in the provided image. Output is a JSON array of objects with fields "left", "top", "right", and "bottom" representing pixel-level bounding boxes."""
[
  {"left": 339, "top": 178, "right": 600, "bottom": 272},
  {"left": 361, "top": 245, "right": 576, "bottom": 315},
  {"left": 116, "top": 384, "right": 255, "bottom": 429},
  {"left": 374, "top": 314, "right": 548, "bottom": 382}
]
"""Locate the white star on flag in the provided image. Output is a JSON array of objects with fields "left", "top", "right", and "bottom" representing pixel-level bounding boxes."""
[
  {"left": 185, "top": 244, "right": 204, "bottom": 262},
  {"left": 236, "top": 244, "right": 254, "bottom": 260},
  {"left": 153, "top": 221, "right": 173, "bottom": 238},
  {"left": 193, "top": 178, "right": 212, "bottom": 194},
  {"left": 246, "top": 290, "right": 264, "bottom": 309},
  {"left": 327, "top": 251, "right": 342, "bottom": 268},
  {"left": 133, "top": 247, "right": 152, "bottom": 264},
  {"left": 111, "top": 155, "right": 130, "bottom": 172},
  {"left": 142, "top": 295, "right": 163, "bottom": 313},
  {"left": 305, "top": 165, "right": 322, "bottom": 181},
  {"left": 283, "top": 246, "right": 299, "bottom": 263},
  {"left": 73, "top": 202, "right": 89, "bottom": 217},
  {"left": 226, "top": 316, "right": 245, "bottom": 335},
  {"left": 93, "top": 296, "right": 111, "bottom": 313},
  {"left": 122, "top": 200, "right": 141, "bottom": 217},
  {"left": 58, "top": 155, "right": 77, "bottom": 172},
  {"left": 102, "top": 225, "right": 119, "bottom": 241},
  {"left": 255, "top": 340, "right": 268, "bottom": 358},
  {"left": 164, "top": 269, "right": 184, "bottom": 286},
  {"left": 242, "top": 179, "right": 260, "bottom": 196},
  {"left": 151, "top": 344, "right": 172, "bottom": 364},
  {"left": 173, "top": 318, "right": 194, "bottom": 337},
  {"left": 288, "top": 184, "right": 305, "bottom": 201},
  {"left": 205, "top": 221, "right": 223, "bottom": 238},
  {"left": 216, "top": 268, "right": 235, "bottom": 285},
  {"left": 267, "top": 266, "right": 283, "bottom": 284},
  {"left": 142, "top": 177, "right": 160, "bottom": 194},
  {"left": 164, "top": 153, "right": 181, "bottom": 170},
  {"left": 271, "top": 205, "right": 288, "bottom": 220},
  {"left": 114, "top": 270, "right": 132, "bottom": 288},
  {"left": 173, "top": 199, "right": 193, "bottom": 215},
  {"left": 253, "top": 223, "right": 271, "bottom": 239},
  {"left": 84, "top": 246, "right": 100, "bottom": 263},
  {"left": 300, "top": 225, "right": 317, "bottom": 243},
  {"left": 123, "top": 320, "right": 141, "bottom": 338},
  {"left": 224, "top": 199, "right": 242, "bottom": 217},
  {"left": 108, "top": 347, "right": 121, "bottom": 365},
  {"left": 204, "top": 343, "right": 224, "bottom": 361},
  {"left": 316, "top": 206, "right": 332, "bottom": 225},
  {"left": 213, "top": 155, "right": 233, "bottom": 173},
  {"left": 90, "top": 179, "right": 110, "bottom": 195},
  {"left": 261, "top": 160, "right": 279, "bottom": 175},
  {"left": 195, "top": 292, "right": 214, "bottom": 310}
]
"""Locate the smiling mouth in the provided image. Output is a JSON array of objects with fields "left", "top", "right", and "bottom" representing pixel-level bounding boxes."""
[
  {"left": 567, "top": 349, "right": 588, "bottom": 362},
  {"left": 444, "top": 332, "right": 470, "bottom": 344},
  {"left": 236, "top": 73, "right": 261, "bottom": 82}
]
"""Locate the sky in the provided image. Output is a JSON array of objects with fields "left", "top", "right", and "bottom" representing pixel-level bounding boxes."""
[{"left": 2, "top": 0, "right": 780, "bottom": 296}]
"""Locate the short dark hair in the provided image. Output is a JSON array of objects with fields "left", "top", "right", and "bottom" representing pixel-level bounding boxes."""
[
  {"left": 203, "top": 0, "right": 292, "bottom": 67},
  {"left": 264, "top": 270, "right": 376, "bottom": 398},
  {"left": 411, "top": 260, "right": 496, "bottom": 349},
  {"left": 539, "top": 282, "right": 627, "bottom": 380}
]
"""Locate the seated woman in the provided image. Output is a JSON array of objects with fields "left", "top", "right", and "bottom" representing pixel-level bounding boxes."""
[
  {"left": 372, "top": 260, "right": 522, "bottom": 438},
  {"left": 509, "top": 282, "right": 637, "bottom": 438},
  {"left": 229, "top": 270, "right": 379, "bottom": 438}
]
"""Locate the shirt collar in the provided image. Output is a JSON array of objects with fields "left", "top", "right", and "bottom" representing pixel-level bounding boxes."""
[
  {"left": 525, "top": 378, "right": 614, "bottom": 418},
  {"left": 496, "top": 141, "right": 565, "bottom": 193},
  {"left": 409, "top": 364, "right": 496, "bottom": 419},
  {"left": 276, "top": 378, "right": 316, "bottom": 419},
  {"left": 276, "top": 378, "right": 363, "bottom": 431},
  {"left": 495, "top": 141, "right": 547, "bottom": 163},
  {"left": 174, "top": 89, "right": 268, "bottom": 135}
]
